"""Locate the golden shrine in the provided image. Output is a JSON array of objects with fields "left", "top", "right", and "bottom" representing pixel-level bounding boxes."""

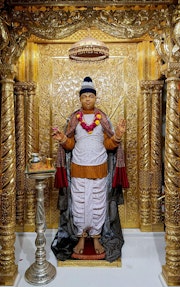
[{"left": 0, "top": 0, "right": 179, "bottom": 286}]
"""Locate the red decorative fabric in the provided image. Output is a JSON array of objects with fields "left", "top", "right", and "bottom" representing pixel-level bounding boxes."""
[
  {"left": 71, "top": 238, "right": 106, "bottom": 260},
  {"left": 54, "top": 167, "right": 68, "bottom": 188},
  {"left": 112, "top": 166, "right": 129, "bottom": 188}
]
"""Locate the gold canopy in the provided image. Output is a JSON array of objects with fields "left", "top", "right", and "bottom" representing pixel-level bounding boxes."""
[{"left": 68, "top": 36, "right": 109, "bottom": 62}]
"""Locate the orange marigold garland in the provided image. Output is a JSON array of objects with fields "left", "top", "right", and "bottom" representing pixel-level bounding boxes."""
[{"left": 76, "top": 111, "right": 102, "bottom": 134}]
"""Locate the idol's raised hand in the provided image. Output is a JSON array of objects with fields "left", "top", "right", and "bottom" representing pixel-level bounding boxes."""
[
  {"left": 115, "top": 119, "right": 126, "bottom": 140},
  {"left": 52, "top": 127, "right": 66, "bottom": 142}
]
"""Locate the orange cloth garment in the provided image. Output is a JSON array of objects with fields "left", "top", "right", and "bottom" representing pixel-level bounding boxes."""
[{"left": 71, "top": 162, "right": 107, "bottom": 179}]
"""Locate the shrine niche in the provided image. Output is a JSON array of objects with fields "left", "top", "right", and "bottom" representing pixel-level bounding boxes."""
[{"left": 0, "top": 1, "right": 180, "bottom": 286}]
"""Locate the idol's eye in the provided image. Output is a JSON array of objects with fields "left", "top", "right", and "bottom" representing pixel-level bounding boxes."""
[{"left": 81, "top": 94, "right": 95, "bottom": 99}]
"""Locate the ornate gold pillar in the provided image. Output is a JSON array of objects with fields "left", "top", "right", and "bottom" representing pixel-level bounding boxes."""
[
  {"left": 23, "top": 82, "right": 38, "bottom": 232},
  {"left": 14, "top": 82, "right": 26, "bottom": 231},
  {"left": 162, "top": 63, "right": 180, "bottom": 286},
  {"left": 139, "top": 81, "right": 151, "bottom": 231},
  {"left": 139, "top": 80, "right": 164, "bottom": 232},
  {"left": 0, "top": 64, "right": 18, "bottom": 285},
  {"left": 150, "top": 81, "right": 164, "bottom": 231}
]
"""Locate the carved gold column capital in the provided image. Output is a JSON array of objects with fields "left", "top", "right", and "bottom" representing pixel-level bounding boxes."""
[
  {"left": 0, "top": 64, "right": 17, "bottom": 80},
  {"left": 14, "top": 81, "right": 37, "bottom": 91},
  {"left": 168, "top": 62, "right": 180, "bottom": 76},
  {"left": 162, "top": 62, "right": 180, "bottom": 78},
  {"left": 140, "top": 80, "right": 164, "bottom": 91},
  {"left": 26, "top": 81, "right": 37, "bottom": 92},
  {"left": 14, "top": 81, "right": 29, "bottom": 91}
]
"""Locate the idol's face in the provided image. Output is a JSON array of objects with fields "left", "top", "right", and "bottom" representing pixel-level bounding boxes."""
[{"left": 80, "top": 92, "right": 96, "bottom": 110}]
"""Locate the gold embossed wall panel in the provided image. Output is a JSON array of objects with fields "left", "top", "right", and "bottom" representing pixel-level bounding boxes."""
[
  {"left": 123, "top": 44, "right": 139, "bottom": 227},
  {"left": 37, "top": 42, "right": 139, "bottom": 228}
]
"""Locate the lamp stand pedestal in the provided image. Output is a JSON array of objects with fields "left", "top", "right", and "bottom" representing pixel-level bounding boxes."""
[{"left": 25, "top": 172, "right": 56, "bottom": 285}]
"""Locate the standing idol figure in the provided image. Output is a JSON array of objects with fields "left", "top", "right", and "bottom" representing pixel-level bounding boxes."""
[{"left": 51, "top": 76, "right": 129, "bottom": 262}]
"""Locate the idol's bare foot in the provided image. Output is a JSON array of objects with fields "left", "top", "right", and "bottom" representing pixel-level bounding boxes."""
[
  {"left": 73, "top": 237, "right": 85, "bottom": 254},
  {"left": 93, "top": 237, "right": 105, "bottom": 254}
]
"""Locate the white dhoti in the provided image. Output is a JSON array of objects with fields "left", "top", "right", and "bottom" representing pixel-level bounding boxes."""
[{"left": 71, "top": 177, "right": 107, "bottom": 236}]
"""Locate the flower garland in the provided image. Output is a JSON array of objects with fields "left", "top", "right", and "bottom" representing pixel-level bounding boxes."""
[{"left": 76, "top": 111, "right": 102, "bottom": 134}]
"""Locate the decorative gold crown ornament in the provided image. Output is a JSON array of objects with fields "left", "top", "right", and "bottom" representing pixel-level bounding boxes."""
[{"left": 68, "top": 36, "right": 109, "bottom": 62}]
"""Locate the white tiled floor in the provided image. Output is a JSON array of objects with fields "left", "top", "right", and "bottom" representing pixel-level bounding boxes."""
[{"left": 7, "top": 229, "right": 172, "bottom": 287}]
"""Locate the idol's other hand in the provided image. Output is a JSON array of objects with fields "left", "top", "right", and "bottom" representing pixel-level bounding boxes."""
[
  {"left": 115, "top": 119, "right": 126, "bottom": 140},
  {"left": 52, "top": 127, "right": 65, "bottom": 142}
]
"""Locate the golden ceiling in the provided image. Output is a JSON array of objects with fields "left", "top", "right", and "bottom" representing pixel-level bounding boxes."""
[{"left": 6, "top": 0, "right": 178, "bottom": 5}]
